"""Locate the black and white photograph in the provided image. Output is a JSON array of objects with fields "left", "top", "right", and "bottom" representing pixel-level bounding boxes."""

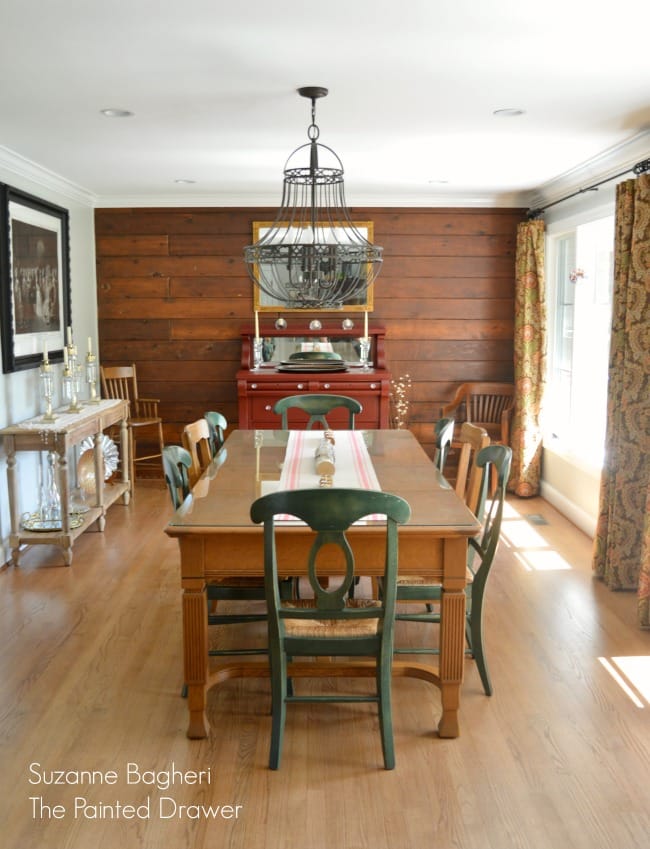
[{"left": 1, "top": 187, "right": 70, "bottom": 372}]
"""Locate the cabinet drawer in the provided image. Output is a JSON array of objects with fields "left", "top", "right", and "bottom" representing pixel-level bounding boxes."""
[
  {"left": 245, "top": 380, "right": 312, "bottom": 392},
  {"left": 312, "top": 379, "right": 385, "bottom": 392}
]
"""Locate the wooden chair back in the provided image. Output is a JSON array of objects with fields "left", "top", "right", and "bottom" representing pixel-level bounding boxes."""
[
  {"left": 455, "top": 422, "right": 490, "bottom": 517},
  {"left": 442, "top": 382, "right": 515, "bottom": 445},
  {"left": 182, "top": 418, "right": 213, "bottom": 487},
  {"left": 273, "top": 394, "right": 362, "bottom": 430}
]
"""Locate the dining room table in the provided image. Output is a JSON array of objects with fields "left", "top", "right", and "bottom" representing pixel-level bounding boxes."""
[{"left": 165, "top": 428, "right": 481, "bottom": 740}]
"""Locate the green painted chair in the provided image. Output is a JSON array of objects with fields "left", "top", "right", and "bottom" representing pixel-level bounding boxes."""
[
  {"left": 250, "top": 488, "right": 411, "bottom": 770},
  {"left": 433, "top": 416, "right": 455, "bottom": 473},
  {"left": 162, "top": 445, "right": 272, "bottom": 656},
  {"left": 204, "top": 410, "right": 228, "bottom": 457},
  {"left": 391, "top": 444, "right": 512, "bottom": 696},
  {"left": 162, "top": 444, "right": 192, "bottom": 509},
  {"left": 273, "top": 393, "right": 362, "bottom": 429}
]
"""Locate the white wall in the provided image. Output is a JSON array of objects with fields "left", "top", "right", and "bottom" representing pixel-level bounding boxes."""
[{"left": 0, "top": 150, "right": 97, "bottom": 564}]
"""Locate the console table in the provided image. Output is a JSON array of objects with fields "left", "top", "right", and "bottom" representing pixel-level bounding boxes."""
[
  {"left": 237, "top": 320, "right": 392, "bottom": 429},
  {"left": 0, "top": 399, "right": 130, "bottom": 566}
]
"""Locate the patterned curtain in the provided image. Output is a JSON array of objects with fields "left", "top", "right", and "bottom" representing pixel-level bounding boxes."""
[
  {"left": 509, "top": 219, "right": 546, "bottom": 497},
  {"left": 592, "top": 174, "right": 650, "bottom": 628}
]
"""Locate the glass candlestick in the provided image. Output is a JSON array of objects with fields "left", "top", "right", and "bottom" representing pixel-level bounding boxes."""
[
  {"left": 40, "top": 451, "right": 62, "bottom": 523},
  {"left": 62, "top": 348, "right": 83, "bottom": 413},
  {"left": 359, "top": 337, "right": 371, "bottom": 371},
  {"left": 39, "top": 357, "right": 57, "bottom": 422},
  {"left": 252, "top": 337, "right": 264, "bottom": 370},
  {"left": 85, "top": 352, "right": 100, "bottom": 404}
]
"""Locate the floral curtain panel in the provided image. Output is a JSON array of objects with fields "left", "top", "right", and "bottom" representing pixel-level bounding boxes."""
[
  {"left": 509, "top": 219, "right": 546, "bottom": 497},
  {"left": 592, "top": 174, "right": 650, "bottom": 628}
]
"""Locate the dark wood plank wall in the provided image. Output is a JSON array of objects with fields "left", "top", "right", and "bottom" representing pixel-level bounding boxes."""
[{"left": 95, "top": 206, "right": 524, "bottom": 457}]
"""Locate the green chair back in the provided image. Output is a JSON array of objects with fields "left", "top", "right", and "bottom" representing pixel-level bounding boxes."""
[
  {"left": 204, "top": 410, "right": 228, "bottom": 457},
  {"left": 162, "top": 445, "right": 192, "bottom": 509},
  {"left": 273, "top": 393, "right": 362, "bottom": 430},
  {"left": 434, "top": 416, "right": 455, "bottom": 473},
  {"left": 394, "top": 444, "right": 512, "bottom": 697},
  {"left": 250, "top": 487, "right": 411, "bottom": 770}
]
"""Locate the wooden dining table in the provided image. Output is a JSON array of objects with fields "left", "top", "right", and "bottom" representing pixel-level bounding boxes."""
[{"left": 165, "top": 428, "right": 481, "bottom": 740}]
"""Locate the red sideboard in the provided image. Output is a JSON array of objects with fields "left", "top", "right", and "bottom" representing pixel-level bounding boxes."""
[{"left": 236, "top": 321, "right": 392, "bottom": 429}]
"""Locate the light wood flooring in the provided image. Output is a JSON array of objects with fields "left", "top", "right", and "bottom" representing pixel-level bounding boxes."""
[{"left": 1, "top": 483, "right": 649, "bottom": 849}]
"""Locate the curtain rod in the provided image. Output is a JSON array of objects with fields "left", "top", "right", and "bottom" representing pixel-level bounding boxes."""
[{"left": 526, "top": 157, "right": 650, "bottom": 220}]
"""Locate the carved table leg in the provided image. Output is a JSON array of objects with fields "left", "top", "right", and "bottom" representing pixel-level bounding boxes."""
[
  {"left": 183, "top": 583, "right": 209, "bottom": 738},
  {"left": 437, "top": 537, "right": 467, "bottom": 738}
]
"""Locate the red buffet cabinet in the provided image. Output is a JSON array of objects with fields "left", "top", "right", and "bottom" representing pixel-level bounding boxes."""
[{"left": 236, "top": 320, "right": 392, "bottom": 430}]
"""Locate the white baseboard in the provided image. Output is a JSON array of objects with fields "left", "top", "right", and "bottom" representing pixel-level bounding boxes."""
[{"left": 540, "top": 481, "right": 597, "bottom": 538}]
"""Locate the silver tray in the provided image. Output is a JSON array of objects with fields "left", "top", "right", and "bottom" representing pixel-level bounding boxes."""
[
  {"left": 277, "top": 362, "right": 348, "bottom": 373},
  {"left": 21, "top": 513, "right": 85, "bottom": 532}
]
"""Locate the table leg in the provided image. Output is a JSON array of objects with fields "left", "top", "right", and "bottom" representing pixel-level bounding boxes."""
[
  {"left": 437, "top": 537, "right": 467, "bottom": 738},
  {"left": 56, "top": 446, "right": 73, "bottom": 566},
  {"left": 120, "top": 417, "right": 131, "bottom": 505},
  {"left": 94, "top": 430, "right": 107, "bottom": 531},
  {"left": 182, "top": 583, "right": 209, "bottom": 738},
  {"left": 5, "top": 438, "right": 21, "bottom": 566}
]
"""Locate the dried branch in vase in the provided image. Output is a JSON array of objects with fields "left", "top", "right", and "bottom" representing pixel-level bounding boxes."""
[{"left": 390, "top": 373, "right": 412, "bottom": 429}]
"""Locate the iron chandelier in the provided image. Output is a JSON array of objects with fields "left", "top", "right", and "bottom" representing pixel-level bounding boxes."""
[{"left": 243, "top": 87, "right": 383, "bottom": 309}]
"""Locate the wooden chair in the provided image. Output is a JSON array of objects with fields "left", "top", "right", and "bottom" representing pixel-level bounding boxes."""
[
  {"left": 273, "top": 394, "right": 362, "bottom": 430},
  {"left": 100, "top": 364, "right": 164, "bottom": 489},
  {"left": 181, "top": 418, "right": 213, "bottom": 487},
  {"left": 250, "top": 487, "right": 411, "bottom": 770},
  {"left": 454, "top": 422, "right": 491, "bottom": 513},
  {"left": 392, "top": 444, "right": 512, "bottom": 696},
  {"left": 442, "top": 382, "right": 515, "bottom": 447},
  {"left": 204, "top": 410, "right": 228, "bottom": 457}
]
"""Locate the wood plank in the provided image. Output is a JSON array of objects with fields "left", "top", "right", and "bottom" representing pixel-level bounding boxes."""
[
  {"left": 381, "top": 233, "right": 516, "bottom": 256},
  {"left": 95, "top": 235, "right": 170, "bottom": 256},
  {"left": 377, "top": 297, "right": 514, "bottom": 320},
  {"left": 99, "top": 298, "right": 252, "bottom": 320}
]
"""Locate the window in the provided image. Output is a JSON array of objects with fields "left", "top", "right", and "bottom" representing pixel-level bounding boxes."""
[{"left": 545, "top": 214, "right": 615, "bottom": 468}]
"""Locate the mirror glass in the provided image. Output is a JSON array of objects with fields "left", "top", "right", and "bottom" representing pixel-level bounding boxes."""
[{"left": 260, "top": 335, "right": 372, "bottom": 365}]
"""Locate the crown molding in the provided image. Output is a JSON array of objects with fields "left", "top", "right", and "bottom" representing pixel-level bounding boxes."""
[
  {"left": 0, "top": 146, "right": 97, "bottom": 207},
  {"left": 526, "top": 129, "right": 650, "bottom": 211},
  {"left": 93, "top": 189, "right": 529, "bottom": 209}
]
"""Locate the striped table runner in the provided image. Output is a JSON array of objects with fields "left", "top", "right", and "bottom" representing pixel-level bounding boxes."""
[{"left": 275, "top": 430, "right": 383, "bottom": 523}]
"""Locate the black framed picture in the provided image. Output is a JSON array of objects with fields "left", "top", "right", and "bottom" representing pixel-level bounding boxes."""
[{"left": 0, "top": 185, "right": 71, "bottom": 373}]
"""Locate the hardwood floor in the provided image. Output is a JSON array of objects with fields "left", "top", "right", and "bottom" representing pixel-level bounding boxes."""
[{"left": 1, "top": 484, "right": 648, "bottom": 849}]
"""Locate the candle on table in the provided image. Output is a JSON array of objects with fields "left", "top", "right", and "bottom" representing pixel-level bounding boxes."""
[
  {"left": 43, "top": 340, "right": 48, "bottom": 362},
  {"left": 364, "top": 311, "right": 368, "bottom": 339},
  {"left": 88, "top": 336, "right": 92, "bottom": 355},
  {"left": 67, "top": 326, "right": 72, "bottom": 346},
  {"left": 254, "top": 311, "right": 260, "bottom": 339},
  {"left": 63, "top": 346, "right": 68, "bottom": 366}
]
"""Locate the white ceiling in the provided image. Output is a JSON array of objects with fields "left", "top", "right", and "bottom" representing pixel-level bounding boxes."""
[{"left": 1, "top": 0, "right": 649, "bottom": 208}]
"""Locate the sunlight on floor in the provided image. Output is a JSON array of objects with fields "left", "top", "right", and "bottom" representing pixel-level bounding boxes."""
[
  {"left": 599, "top": 656, "right": 650, "bottom": 708},
  {"left": 499, "top": 500, "right": 572, "bottom": 572}
]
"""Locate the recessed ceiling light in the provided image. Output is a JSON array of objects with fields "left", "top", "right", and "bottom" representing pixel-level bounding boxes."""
[
  {"left": 428, "top": 179, "right": 449, "bottom": 184},
  {"left": 174, "top": 179, "right": 196, "bottom": 184},
  {"left": 493, "top": 108, "right": 526, "bottom": 117},
  {"left": 100, "top": 108, "right": 134, "bottom": 118}
]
